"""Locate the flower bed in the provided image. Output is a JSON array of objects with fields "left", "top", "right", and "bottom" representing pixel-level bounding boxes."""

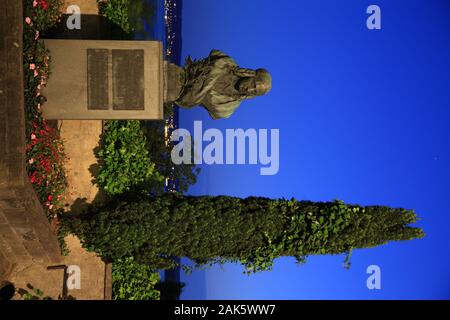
[{"left": 23, "top": 0, "right": 66, "bottom": 220}]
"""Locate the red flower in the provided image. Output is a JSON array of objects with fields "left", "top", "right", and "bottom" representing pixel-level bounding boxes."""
[
  {"left": 48, "top": 195, "right": 52, "bottom": 201},
  {"left": 40, "top": 0, "right": 49, "bottom": 10},
  {"left": 30, "top": 171, "right": 37, "bottom": 183}
]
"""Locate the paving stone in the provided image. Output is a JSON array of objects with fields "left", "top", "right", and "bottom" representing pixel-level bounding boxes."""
[
  {"left": 22, "top": 240, "right": 47, "bottom": 263},
  {"left": 0, "top": 249, "right": 14, "bottom": 281},
  {"left": 0, "top": 212, "right": 8, "bottom": 224},
  {"left": 0, "top": 199, "right": 26, "bottom": 211}
]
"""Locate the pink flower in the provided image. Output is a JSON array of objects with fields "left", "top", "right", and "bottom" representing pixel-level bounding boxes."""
[
  {"left": 49, "top": 205, "right": 54, "bottom": 210},
  {"left": 25, "top": 17, "right": 31, "bottom": 25},
  {"left": 35, "top": 30, "right": 39, "bottom": 40},
  {"left": 37, "top": 103, "right": 41, "bottom": 110},
  {"left": 34, "top": 69, "right": 39, "bottom": 77},
  {"left": 29, "top": 158, "right": 35, "bottom": 164},
  {"left": 31, "top": 133, "right": 36, "bottom": 140},
  {"left": 36, "top": 91, "right": 41, "bottom": 97},
  {"left": 33, "top": 1, "right": 38, "bottom": 8},
  {"left": 29, "top": 63, "right": 36, "bottom": 70}
]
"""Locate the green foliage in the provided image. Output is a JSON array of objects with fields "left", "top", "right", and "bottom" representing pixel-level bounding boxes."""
[
  {"left": 97, "top": 120, "right": 164, "bottom": 195},
  {"left": 112, "top": 257, "right": 161, "bottom": 300},
  {"left": 22, "top": 287, "right": 51, "bottom": 300},
  {"left": 126, "top": 0, "right": 156, "bottom": 38},
  {"left": 19, "top": 284, "right": 75, "bottom": 300},
  {"left": 56, "top": 220, "right": 71, "bottom": 256},
  {"left": 98, "top": 0, "right": 156, "bottom": 37},
  {"left": 98, "top": 0, "right": 132, "bottom": 33},
  {"left": 65, "top": 194, "right": 425, "bottom": 274},
  {"left": 96, "top": 120, "right": 199, "bottom": 196},
  {"left": 145, "top": 121, "right": 200, "bottom": 194}
]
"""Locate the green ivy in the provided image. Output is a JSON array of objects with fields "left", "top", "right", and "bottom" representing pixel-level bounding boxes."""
[
  {"left": 112, "top": 257, "right": 161, "bottom": 300},
  {"left": 65, "top": 194, "right": 425, "bottom": 274}
]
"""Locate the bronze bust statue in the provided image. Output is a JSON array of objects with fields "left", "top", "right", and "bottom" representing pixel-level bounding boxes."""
[{"left": 164, "top": 50, "right": 272, "bottom": 120}]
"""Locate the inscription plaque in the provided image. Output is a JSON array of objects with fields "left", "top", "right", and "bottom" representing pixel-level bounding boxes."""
[
  {"left": 87, "top": 49, "right": 109, "bottom": 110},
  {"left": 112, "top": 49, "right": 145, "bottom": 110}
]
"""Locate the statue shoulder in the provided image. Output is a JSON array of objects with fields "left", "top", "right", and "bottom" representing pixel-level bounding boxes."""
[
  {"left": 209, "top": 49, "right": 228, "bottom": 58},
  {"left": 209, "top": 50, "right": 237, "bottom": 67}
]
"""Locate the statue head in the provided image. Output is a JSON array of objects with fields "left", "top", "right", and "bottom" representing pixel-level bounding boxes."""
[{"left": 236, "top": 68, "right": 272, "bottom": 97}]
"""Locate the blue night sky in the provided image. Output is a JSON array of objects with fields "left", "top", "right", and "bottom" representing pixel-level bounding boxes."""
[{"left": 176, "top": 0, "right": 450, "bottom": 299}]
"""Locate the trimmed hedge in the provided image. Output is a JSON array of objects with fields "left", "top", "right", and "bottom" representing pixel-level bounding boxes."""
[{"left": 66, "top": 194, "right": 424, "bottom": 274}]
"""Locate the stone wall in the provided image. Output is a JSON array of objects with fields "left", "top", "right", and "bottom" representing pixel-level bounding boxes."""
[{"left": 0, "top": 0, "right": 62, "bottom": 282}]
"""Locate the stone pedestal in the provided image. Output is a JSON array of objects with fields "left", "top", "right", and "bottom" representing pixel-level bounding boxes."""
[
  {"left": 164, "top": 61, "right": 185, "bottom": 103},
  {"left": 41, "top": 40, "right": 164, "bottom": 120}
]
